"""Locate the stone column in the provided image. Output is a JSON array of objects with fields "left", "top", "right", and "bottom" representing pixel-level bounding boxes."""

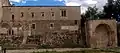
[{"left": 21, "top": 31, "right": 28, "bottom": 45}]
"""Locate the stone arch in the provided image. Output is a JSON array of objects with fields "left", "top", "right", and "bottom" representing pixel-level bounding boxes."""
[
  {"left": 1, "top": 23, "right": 10, "bottom": 28},
  {"left": 13, "top": 22, "right": 22, "bottom": 27},
  {"left": 92, "top": 24, "right": 114, "bottom": 48}
]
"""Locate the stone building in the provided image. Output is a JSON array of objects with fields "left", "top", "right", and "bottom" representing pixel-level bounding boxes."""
[
  {"left": 0, "top": 0, "right": 117, "bottom": 49},
  {"left": 85, "top": 20, "right": 117, "bottom": 48}
]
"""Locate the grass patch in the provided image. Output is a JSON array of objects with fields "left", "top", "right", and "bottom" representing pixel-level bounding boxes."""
[{"left": 31, "top": 50, "right": 114, "bottom": 53}]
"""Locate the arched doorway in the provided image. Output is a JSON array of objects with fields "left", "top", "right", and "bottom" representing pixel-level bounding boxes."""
[{"left": 93, "top": 24, "right": 111, "bottom": 48}]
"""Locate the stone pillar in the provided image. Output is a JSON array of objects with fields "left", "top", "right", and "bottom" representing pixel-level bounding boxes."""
[
  {"left": 85, "top": 21, "right": 91, "bottom": 48},
  {"left": 21, "top": 31, "right": 28, "bottom": 45}
]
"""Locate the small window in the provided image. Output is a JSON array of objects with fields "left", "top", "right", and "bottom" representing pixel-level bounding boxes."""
[
  {"left": 12, "top": 15, "right": 14, "bottom": 20},
  {"left": 12, "top": 30, "right": 14, "bottom": 35},
  {"left": 8, "top": 29, "right": 14, "bottom": 35},
  {"left": 8, "top": 30, "right": 11, "bottom": 35},
  {"left": 31, "top": 12, "right": 34, "bottom": 17},
  {"left": 41, "top": 12, "right": 44, "bottom": 17},
  {"left": 75, "top": 20, "right": 78, "bottom": 25},
  {"left": 21, "top": 12, "right": 24, "bottom": 17},
  {"left": 50, "top": 23, "right": 54, "bottom": 28},
  {"left": 50, "top": 23, "right": 54, "bottom": 27},
  {"left": 51, "top": 12, "right": 54, "bottom": 17},
  {"left": 61, "top": 9, "right": 67, "bottom": 17},
  {"left": 31, "top": 24, "right": 36, "bottom": 29}
]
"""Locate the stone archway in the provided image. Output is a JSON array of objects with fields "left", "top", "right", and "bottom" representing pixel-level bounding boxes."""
[
  {"left": 93, "top": 24, "right": 112, "bottom": 48},
  {"left": 1, "top": 23, "right": 10, "bottom": 28}
]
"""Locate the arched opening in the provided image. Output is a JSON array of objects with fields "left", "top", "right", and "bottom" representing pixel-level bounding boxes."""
[
  {"left": 92, "top": 24, "right": 112, "bottom": 48},
  {"left": 8, "top": 29, "right": 14, "bottom": 35},
  {"left": 1, "top": 23, "right": 10, "bottom": 28}
]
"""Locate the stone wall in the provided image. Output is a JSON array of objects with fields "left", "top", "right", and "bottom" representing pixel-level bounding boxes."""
[
  {"left": 2, "top": 6, "right": 81, "bottom": 21},
  {"left": 0, "top": 6, "right": 82, "bottom": 49},
  {"left": 86, "top": 19, "right": 117, "bottom": 48},
  {"left": 26, "top": 31, "right": 80, "bottom": 48},
  {"left": 0, "top": 20, "right": 81, "bottom": 49}
]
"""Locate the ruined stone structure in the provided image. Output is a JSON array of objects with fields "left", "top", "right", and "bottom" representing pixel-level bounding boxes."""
[
  {"left": 86, "top": 20, "right": 117, "bottom": 48},
  {"left": 0, "top": 0, "right": 117, "bottom": 49}
]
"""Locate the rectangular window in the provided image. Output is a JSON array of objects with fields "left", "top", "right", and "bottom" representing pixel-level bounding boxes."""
[
  {"left": 41, "top": 12, "right": 44, "bottom": 17},
  {"left": 8, "top": 30, "right": 14, "bottom": 35},
  {"left": 31, "top": 24, "right": 36, "bottom": 29},
  {"left": 61, "top": 9, "right": 67, "bottom": 17},
  {"left": 21, "top": 12, "right": 24, "bottom": 17},
  {"left": 31, "top": 12, "right": 34, "bottom": 18},
  {"left": 51, "top": 12, "right": 54, "bottom": 17},
  {"left": 75, "top": 20, "right": 78, "bottom": 25},
  {"left": 50, "top": 23, "right": 54, "bottom": 29},
  {"left": 12, "top": 15, "right": 14, "bottom": 20},
  {"left": 50, "top": 23, "right": 54, "bottom": 27}
]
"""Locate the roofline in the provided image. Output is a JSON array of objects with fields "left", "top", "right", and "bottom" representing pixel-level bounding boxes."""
[{"left": 2, "top": 6, "right": 81, "bottom": 7}]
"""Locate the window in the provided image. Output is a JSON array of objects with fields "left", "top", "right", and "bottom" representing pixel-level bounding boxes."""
[
  {"left": 8, "top": 29, "right": 14, "bottom": 35},
  {"left": 21, "top": 12, "right": 24, "bottom": 17},
  {"left": 8, "top": 30, "right": 11, "bottom": 35},
  {"left": 61, "top": 9, "right": 67, "bottom": 17},
  {"left": 75, "top": 20, "right": 78, "bottom": 25},
  {"left": 31, "top": 12, "right": 34, "bottom": 17},
  {"left": 31, "top": 24, "right": 36, "bottom": 29},
  {"left": 50, "top": 23, "right": 54, "bottom": 29},
  {"left": 51, "top": 12, "right": 54, "bottom": 17},
  {"left": 41, "top": 12, "right": 44, "bottom": 17},
  {"left": 12, "top": 14, "right": 14, "bottom": 20},
  {"left": 12, "top": 30, "right": 14, "bottom": 35},
  {"left": 50, "top": 23, "right": 54, "bottom": 27}
]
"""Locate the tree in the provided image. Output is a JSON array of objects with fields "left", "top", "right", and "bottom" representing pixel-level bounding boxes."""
[
  {"left": 112, "top": 0, "right": 120, "bottom": 21},
  {"left": 103, "top": 0, "right": 114, "bottom": 19},
  {"left": 103, "top": 0, "right": 120, "bottom": 21},
  {"left": 97, "top": 11, "right": 105, "bottom": 19},
  {"left": 84, "top": 6, "right": 99, "bottom": 20}
]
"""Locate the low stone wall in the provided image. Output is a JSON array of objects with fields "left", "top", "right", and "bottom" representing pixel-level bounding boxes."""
[
  {"left": 0, "top": 31, "right": 82, "bottom": 49},
  {"left": 0, "top": 35, "right": 23, "bottom": 48},
  {"left": 26, "top": 31, "right": 81, "bottom": 48}
]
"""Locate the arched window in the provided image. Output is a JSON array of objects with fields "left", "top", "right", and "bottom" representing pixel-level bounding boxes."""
[
  {"left": 60, "top": 9, "right": 67, "bottom": 17},
  {"left": 12, "top": 30, "right": 14, "bottom": 35},
  {"left": 12, "top": 15, "right": 14, "bottom": 20},
  {"left": 31, "top": 24, "right": 36, "bottom": 29},
  {"left": 8, "top": 29, "right": 14, "bottom": 35},
  {"left": 21, "top": 12, "right": 24, "bottom": 17},
  {"left": 31, "top": 12, "right": 34, "bottom": 18},
  {"left": 8, "top": 29, "right": 11, "bottom": 35}
]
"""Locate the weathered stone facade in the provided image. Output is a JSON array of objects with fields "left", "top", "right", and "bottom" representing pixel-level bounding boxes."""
[
  {"left": 0, "top": 0, "right": 118, "bottom": 49},
  {"left": 86, "top": 20, "right": 117, "bottom": 48},
  {"left": 0, "top": 0, "right": 82, "bottom": 49}
]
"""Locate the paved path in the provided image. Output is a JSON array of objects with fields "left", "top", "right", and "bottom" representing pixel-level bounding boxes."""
[{"left": 6, "top": 48, "right": 93, "bottom": 53}]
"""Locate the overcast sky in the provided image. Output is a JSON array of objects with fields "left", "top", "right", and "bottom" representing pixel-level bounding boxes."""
[{"left": 9, "top": 0, "right": 108, "bottom": 13}]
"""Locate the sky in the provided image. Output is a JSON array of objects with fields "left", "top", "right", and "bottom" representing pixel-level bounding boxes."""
[{"left": 9, "top": 0, "right": 108, "bottom": 14}]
